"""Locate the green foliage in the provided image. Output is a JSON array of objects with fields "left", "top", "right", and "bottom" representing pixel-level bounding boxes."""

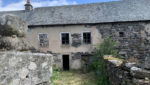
[
  {"left": 119, "top": 55, "right": 125, "bottom": 60},
  {"left": 96, "top": 37, "right": 118, "bottom": 57},
  {"left": 90, "top": 37, "right": 119, "bottom": 85},
  {"left": 53, "top": 65, "right": 63, "bottom": 72},
  {"left": 51, "top": 66, "right": 62, "bottom": 84}
]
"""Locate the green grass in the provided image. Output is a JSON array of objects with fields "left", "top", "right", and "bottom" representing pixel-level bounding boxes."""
[{"left": 51, "top": 70, "right": 98, "bottom": 85}]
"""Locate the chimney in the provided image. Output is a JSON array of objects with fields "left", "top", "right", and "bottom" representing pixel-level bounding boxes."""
[{"left": 25, "top": 0, "right": 33, "bottom": 11}]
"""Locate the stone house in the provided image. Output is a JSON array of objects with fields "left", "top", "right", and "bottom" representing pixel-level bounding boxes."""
[{"left": 0, "top": 0, "right": 150, "bottom": 70}]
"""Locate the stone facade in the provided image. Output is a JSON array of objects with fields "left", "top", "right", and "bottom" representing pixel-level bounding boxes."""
[
  {"left": 96, "top": 22, "right": 150, "bottom": 69},
  {"left": 0, "top": 51, "right": 53, "bottom": 85},
  {"left": 27, "top": 25, "right": 101, "bottom": 70},
  {"left": 26, "top": 21, "right": 150, "bottom": 70},
  {"left": 104, "top": 55, "right": 150, "bottom": 85}
]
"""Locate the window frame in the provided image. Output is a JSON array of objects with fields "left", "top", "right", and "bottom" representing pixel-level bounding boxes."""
[
  {"left": 82, "top": 31, "right": 92, "bottom": 44},
  {"left": 60, "top": 32, "right": 71, "bottom": 45},
  {"left": 38, "top": 33, "right": 49, "bottom": 48}
]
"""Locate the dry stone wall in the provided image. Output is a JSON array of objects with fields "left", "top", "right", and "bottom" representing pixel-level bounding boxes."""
[
  {"left": 0, "top": 51, "right": 53, "bottom": 85},
  {"left": 104, "top": 55, "right": 150, "bottom": 85}
]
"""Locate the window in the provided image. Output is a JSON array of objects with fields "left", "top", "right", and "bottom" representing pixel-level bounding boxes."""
[
  {"left": 38, "top": 33, "right": 49, "bottom": 47},
  {"left": 61, "top": 33, "right": 70, "bottom": 45},
  {"left": 119, "top": 32, "right": 125, "bottom": 37},
  {"left": 83, "top": 32, "right": 91, "bottom": 44}
]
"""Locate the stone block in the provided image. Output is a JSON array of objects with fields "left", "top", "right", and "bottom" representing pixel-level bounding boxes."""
[{"left": 0, "top": 51, "right": 53, "bottom": 85}]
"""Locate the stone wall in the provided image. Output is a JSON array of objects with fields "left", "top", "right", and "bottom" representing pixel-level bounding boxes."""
[
  {"left": 50, "top": 52, "right": 91, "bottom": 70},
  {"left": 95, "top": 22, "right": 150, "bottom": 69},
  {"left": 0, "top": 51, "right": 53, "bottom": 85},
  {"left": 104, "top": 55, "right": 150, "bottom": 85}
]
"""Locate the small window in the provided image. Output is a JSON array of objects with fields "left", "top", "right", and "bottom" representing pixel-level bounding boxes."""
[
  {"left": 83, "top": 32, "right": 91, "bottom": 44},
  {"left": 61, "top": 33, "right": 70, "bottom": 45},
  {"left": 119, "top": 32, "right": 125, "bottom": 37},
  {"left": 39, "top": 33, "right": 49, "bottom": 47}
]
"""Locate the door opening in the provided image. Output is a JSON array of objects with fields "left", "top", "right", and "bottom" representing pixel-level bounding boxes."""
[{"left": 63, "top": 55, "right": 70, "bottom": 70}]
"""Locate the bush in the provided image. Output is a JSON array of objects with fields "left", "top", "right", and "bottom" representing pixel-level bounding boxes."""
[{"left": 90, "top": 37, "right": 119, "bottom": 85}]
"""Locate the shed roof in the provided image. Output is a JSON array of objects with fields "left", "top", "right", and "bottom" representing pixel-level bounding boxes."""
[{"left": 0, "top": 0, "right": 150, "bottom": 26}]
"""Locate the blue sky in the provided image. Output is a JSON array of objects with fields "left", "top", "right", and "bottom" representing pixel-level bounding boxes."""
[{"left": 0, "top": 0, "right": 120, "bottom": 11}]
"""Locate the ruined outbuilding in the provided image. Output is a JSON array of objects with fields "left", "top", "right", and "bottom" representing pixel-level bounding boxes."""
[{"left": 0, "top": 0, "right": 150, "bottom": 70}]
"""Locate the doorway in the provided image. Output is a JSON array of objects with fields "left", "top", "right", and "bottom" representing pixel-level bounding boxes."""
[{"left": 63, "top": 55, "right": 70, "bottom": 70}]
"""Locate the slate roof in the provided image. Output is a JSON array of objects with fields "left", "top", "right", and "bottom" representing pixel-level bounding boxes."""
[{"left": 0, "top": 0, "right": 150, "bottom": 26}]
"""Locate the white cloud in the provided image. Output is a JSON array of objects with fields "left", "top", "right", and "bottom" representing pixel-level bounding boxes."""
[
  {"left": 0, "top": 0, "right": 77, "bottom": 11},
  {"left": 32, "top": 0, "right": 77, "bottom": 8}
]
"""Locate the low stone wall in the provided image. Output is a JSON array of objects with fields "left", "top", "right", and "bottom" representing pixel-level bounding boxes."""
[
  {"left": 104, "top": 56, "right": 150, "bottom": 85},
  {"left": 0, "top": 51, "right": 53, "bottom": 85}
]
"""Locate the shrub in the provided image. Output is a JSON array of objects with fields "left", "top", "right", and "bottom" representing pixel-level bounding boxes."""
[{"left": 90, "top": 37, "right": 119, "bottom": 85}]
